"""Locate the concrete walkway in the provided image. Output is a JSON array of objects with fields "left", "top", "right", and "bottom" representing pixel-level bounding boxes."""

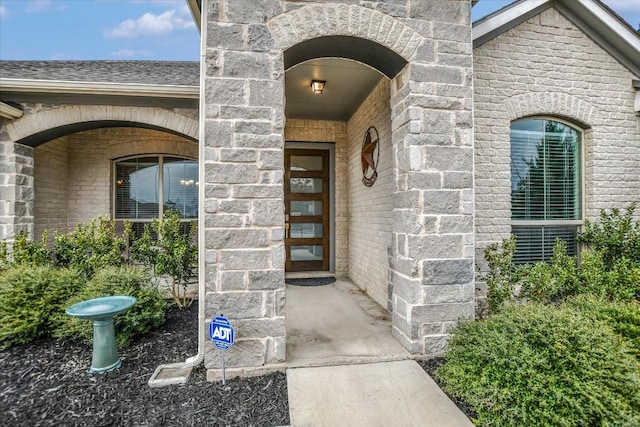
[
  {"left": 284, "top": 279, "right": 474, "bottom": 426},
  {"left": 287, "top": 360, "right": 474, "bottom": 427}
]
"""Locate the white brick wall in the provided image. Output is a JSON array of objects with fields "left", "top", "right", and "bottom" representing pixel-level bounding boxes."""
[
  {"left": 347, "top": 79, "right": 393, "bottom": 308},
  {"left": 33, "top": 137, "right": 69, "bottom": 239},
  {"left": 474, "top": 7, "right": 640, "bottom": 280},
  {"left": 33, "top": 127, "right": 197, "bottom": 239}
]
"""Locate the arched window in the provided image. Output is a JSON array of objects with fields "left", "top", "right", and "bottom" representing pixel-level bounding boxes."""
[
  {"left": 510, "top": 118, "right": 583, "bottom": 264},
  {"left": 114, "top": 156, "right": 198, "bottom": 236}
]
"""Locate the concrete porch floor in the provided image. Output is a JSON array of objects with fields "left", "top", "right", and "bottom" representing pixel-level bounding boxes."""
[{"left": 285, "top": 278, "right": 410, "bottom": 368}]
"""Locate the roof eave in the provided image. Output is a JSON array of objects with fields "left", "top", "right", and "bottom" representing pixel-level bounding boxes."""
[
  {"left": 0, "top": 78, "right": 199, "bottom": 99},
  {"left": 186, "top": 0, "right": 201, "bottom": 33}
]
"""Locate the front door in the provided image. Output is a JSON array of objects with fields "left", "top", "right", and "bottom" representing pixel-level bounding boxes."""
[{"left": 284, "top": 149, "right": 330, "bottom": 271}]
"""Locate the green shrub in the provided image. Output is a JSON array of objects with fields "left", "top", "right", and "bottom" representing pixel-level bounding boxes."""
[
  {"left": 54, "top": 265, "right": 168, "bottom": 347},
  {"left": 0, "top": 265, "right": 84, "bottom": 349},
  {"left": 568, "top": 295, "right": 640, "bottom": 359},
  {"left": 482, "top": 236, "right": 519, "bottom": 315},
  {"left": 131, "top": 209, "right": 197, "bottom": 308},
  {"left": 436, "top": 304, "right": 640, "bottom": 427},
  {"left": 53, "top": 217, "right": 129, "bottom": 278},
  {"left": 519, "top": 239, "right": 579, "bottom": 303},
  {"left": 578, "top": 203, "right": 640, "bottom": 267},
  {"left": 11, "top": 231, "right": 51, "bottom": 266}
]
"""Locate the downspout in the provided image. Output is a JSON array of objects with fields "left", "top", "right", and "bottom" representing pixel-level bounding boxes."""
[{"left": 184, "top": 0, "right": 207, "bottom": 367}]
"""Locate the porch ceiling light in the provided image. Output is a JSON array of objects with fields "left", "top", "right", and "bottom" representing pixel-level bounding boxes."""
[{"left": 311, "top": 80, "right": 326, "bottom": 94}]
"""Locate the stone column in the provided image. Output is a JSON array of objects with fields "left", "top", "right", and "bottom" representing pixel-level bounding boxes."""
[
  {"left": 0, "top": 136, "right": 34, "bottom": 242},
  {"left": 389, "top": 0, "right": 475, "bottom": 355},
  {"left": 202, "top": 0, "right": 286, "bottom": 378}
]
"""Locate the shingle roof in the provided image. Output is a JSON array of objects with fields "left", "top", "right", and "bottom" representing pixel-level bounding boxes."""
[{"left": 0, "top": 61, "right": 199, "bottom": 86}]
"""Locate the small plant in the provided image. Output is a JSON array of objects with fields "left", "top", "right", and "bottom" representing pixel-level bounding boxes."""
[
  {"left": 519, "top": 239, "right": 579, "bottom": 303},
  {"left": 53, "top": 217, "right": 129, "bottom": 278},
  {"left": 0, "top": 265, "right": 84, "bottom": 349},
  {"left": 437, "top": 303, "right": 640, "bottom": 427},
  {"left": 579, "top": 203, "right": 640, "bottom": 267},
  {"left": 131, "top": 209, "right": 197, "bottom": 308},
  {"left": 54, "top": 265, "right": 167, "bottom": 347},
  {"left": 482, "top": 236, "right": 519, "bottom": 315},
  {"left": 11, "top": 231, "right": 50, "bottom": 266}
]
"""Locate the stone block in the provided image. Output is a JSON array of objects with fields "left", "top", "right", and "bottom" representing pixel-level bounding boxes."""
[
  {"left": 205, "top": 78, "right": 246, "bottom": 105},
  {"left": 220, "top": 271, "right": 247, "bottom": 291},
  {"left": 266, "top": 336, "right": 286, "bottom": 363},
  {"left": 225, "top": 0, "right": 281, "bottom": 23},
  {"left": 206, "top": 229, "right": 269, "bottom": 249},
  {"left": 423, "top": 284, "right": 465, "bottom": 304},
  {"left": 425, "top": 146, "right": 472, "bottom": 172},
  {"left": 235, "top": 120, "right": 272, "bottom": 135},
  {"left": 236, "top": 317, "right": 285, "bottom": 339},
  {"left": 442, "top": 171, "right": 472, "bottom": 189},
  {"left": 204, "top": 120, "right": 233, "bottom": 147},
  {"left": 205, "top": 338, "right": 266, "bottom": 369},
  {"left": 411, "top": 302, "right": 474, "bottom": 324},
  {"left": 423, "top": 258, "right": 474, "bottom": 285},
  {"left": 205, "top": 290, "right": 264, "bottom": 319},
  {"left": 410, "top": 64, "right": 462, "bottom": 85},
  {"left": 248, "top": 269, "right": 284, "bottom": 290},
  {"left": 205, "top": 163, "right": 257, "bottom": 184},
  {"left": 235, "top": 134, "right": 282, "bottom": 149},
  {"left": 219, "top": 249, "right": 271, "bottom": 269},
  {"left": 258, "top": 150, "right": 283, "bottom": 170},
  {"left": 407, "top": 171, "right": 441, "bottom": 190},
  {"left": 248, "top": 80, "right": 283, "bottom": 107},
  {"left": 220, "top": 148, "right": 256, "bottom": 162},
  {"left": 218, "top": 200, "right": 250, "bottom": 213},
  {"left": 222, "top": 51, "right": 272, "bottom": 79},
  {"left": 232, "top": 185, "right": 282, "bottom": 198},
  {"left": 439, "top": 215, "right": 473, "bottom": 234},
  {"left": 408, "top": 234, "right": 462, "bottom": 259},
  {"left": 424, "top": 334, "right": 450, "bottom": 354},
  {"left": 423, "top": 190, "right": 460, "bottom": 214},
  {"left": 390, "top": 271, "right": 421, "bottom": 304},
  {"left": 248, "top": 24, "right": 275, "bottom": 51},
  {"left": 220, "top": 106, "right": 272, "bottom": 121},
  {"left": 206, "top": 23, "right": 244, "bottom": 50},
  {"left": 252, "top": 199, "right": 284, "bottom": 226}
]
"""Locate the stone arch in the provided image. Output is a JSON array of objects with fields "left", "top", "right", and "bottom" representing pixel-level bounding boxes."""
[
  {"left": 5, "top": 105, "right": 198, "bottom": 147},
  {"left": 504, "top": 92, "right": 597, "bottom": 127},
  {"left": 267, "top": 3, "right": 424, "bottom": 75}
]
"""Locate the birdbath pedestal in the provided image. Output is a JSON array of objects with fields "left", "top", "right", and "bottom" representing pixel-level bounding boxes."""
[{"left": 66, "top": 296, "right": 136, "bottom": 374}]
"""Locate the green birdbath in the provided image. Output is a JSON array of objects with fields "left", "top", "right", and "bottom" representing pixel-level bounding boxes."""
[{"left": 66, "top": 296, "right": 136, "bottom": 374}]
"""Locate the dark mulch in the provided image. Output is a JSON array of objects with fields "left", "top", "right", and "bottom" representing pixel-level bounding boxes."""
[
  {"left": 0, "top": 303, "right": 289, "bottom": 427},
  {"left": 418, "top": 357, "right": 477, "bottom": 422}
]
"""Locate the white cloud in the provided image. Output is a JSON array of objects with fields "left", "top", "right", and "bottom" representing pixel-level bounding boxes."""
[
  {"left": 0, "top": 6, "right": 8, "bottom": 18},
  {"left": 49, "top": 53, "right": 79, "bottom": 60},
  {"left": 27, "top": 0, "right": 65, "bottom": 13},
  {"left": 105, "top": 9, "right": 195, "bottom": 39},
  {"left": 112, "top": 49, "right": 152, "bottom": 57}
]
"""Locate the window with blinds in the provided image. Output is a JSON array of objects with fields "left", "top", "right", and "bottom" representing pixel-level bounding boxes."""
[
  {"left": 115, "top": 156, "right": 198, "bottom": 237},
  {"left": 510, "top": 119, "right": 582, "bottom": 264}
]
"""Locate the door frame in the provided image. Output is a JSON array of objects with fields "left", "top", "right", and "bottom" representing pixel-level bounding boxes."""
[{"left": 284, "top": 141, "right": 335, "bottom": 273}]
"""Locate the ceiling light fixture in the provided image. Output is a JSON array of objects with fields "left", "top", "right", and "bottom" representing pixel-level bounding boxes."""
[{"left": 311, "top": 80, "right": 326, "bottom": 94}]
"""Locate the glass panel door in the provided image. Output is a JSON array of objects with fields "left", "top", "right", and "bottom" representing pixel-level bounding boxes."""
[{"left": 285, "top": 149, "right": 330, "bottom": 271}]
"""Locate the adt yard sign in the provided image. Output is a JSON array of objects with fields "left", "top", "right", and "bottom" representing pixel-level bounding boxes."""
[{"left": 209, "top": 316, "right": 235, "bottom": 350}]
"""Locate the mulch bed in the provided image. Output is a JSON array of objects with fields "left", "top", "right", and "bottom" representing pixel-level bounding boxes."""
[{"left": 0, "top": 303, "right": 289, "bottom": 427}]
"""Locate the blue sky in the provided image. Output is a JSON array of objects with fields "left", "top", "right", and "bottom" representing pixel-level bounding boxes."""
[{"left": 0, "top": 0, "right": 638, "bottom": 61}]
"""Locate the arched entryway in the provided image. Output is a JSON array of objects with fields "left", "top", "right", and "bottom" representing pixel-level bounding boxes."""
[{"left": 201, "top": 1, "right": 475, "bottom": 378}]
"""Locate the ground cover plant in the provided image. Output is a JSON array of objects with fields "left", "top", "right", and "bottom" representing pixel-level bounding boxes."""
[
  {"left": 437, "top": 204, "right": 640, "bottom": 426},
  {"left": 436, "top": 304, "right": 640, "bottom": 427}
]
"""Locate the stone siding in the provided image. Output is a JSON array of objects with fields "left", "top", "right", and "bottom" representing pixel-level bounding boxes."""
[
  {"left": 284, "top": 119, "right": 349, "bottom": 277},
  {"left": 347, "top": 79, "right": 393, "bottom": 309},
  {"left": 204, "top": 0, "right": 475, "bottom": 372},
  {"left": 473, "top": 7, "right": 640, "bottom": 297}
]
